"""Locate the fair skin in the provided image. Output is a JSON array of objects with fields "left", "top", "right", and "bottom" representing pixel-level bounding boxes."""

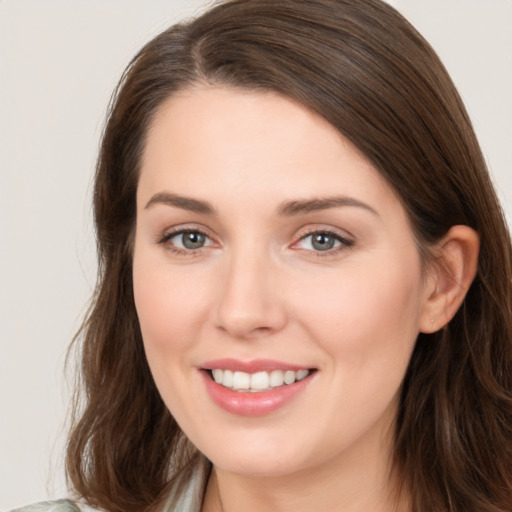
[{"left": 132, "top": 86, "right": 479, "bottom": 512}]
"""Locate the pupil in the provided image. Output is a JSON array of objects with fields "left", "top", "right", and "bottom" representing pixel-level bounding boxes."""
[
  {"left": 183, "top": 232, "right": 205, "bottom": 249},
  {"left": 312, "top": 233, "right": 334, "bottom": 251}
]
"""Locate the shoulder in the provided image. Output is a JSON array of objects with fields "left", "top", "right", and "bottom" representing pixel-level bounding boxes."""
[{"left": 8, "top": 500, "right": 96, "bottom": 512}]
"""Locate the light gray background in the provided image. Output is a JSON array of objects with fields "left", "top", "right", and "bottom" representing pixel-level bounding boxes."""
[{"left": 1, "top": 1, "right": 511, "bottom": 509}]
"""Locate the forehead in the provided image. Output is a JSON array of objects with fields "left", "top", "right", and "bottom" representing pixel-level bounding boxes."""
[{"left": 138, "top": 86, "right": 400, "bottom": 216}]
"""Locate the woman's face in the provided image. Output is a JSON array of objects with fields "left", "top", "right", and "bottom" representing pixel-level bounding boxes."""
[{"left": 133, "top": 87, "right": 433, "bottom": 479}]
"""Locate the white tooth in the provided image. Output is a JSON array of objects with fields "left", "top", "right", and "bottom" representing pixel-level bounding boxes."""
[
  {"left": 232, "top": 371, "right": 250, "bottom": 390},
  {"left": 223, "top": 370, "right": 233, "bottom": 388},
  {"left": 296, "top": 369, "right": 309, "bottom": 381},
  {"left": 212, "top": 369, "right": 223, "bottom": 384},
  {"left": 269, "top": 370, "right": 284, "bottom": 387},
  {"left": 283, "top": 370, "right": 296, "bottom": 385},
  {"left": 250, "top": 371, "right": 269, "bottom": 390},
  {"left": 213, "top": 368, "right": 308, "bottom": 390}
]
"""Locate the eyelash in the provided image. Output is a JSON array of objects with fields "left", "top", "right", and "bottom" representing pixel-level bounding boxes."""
[
  {"left": 156, "top": 227, "right": 354, "bottom": 258},
  {"left": 293, "top": 229, "right": 354, "bottom": 258},
  {"left": 157, "top": 227, "right": 213, "bottom": 257}
]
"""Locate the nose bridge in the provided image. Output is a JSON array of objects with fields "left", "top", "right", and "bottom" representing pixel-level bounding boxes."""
[{"left": 215, "top": 240, "right": 286, "bottom": 338}]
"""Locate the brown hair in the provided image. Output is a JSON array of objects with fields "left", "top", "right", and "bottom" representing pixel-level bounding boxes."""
[{"left": 66, "top": 1, "right": 512, "bottom": 511}]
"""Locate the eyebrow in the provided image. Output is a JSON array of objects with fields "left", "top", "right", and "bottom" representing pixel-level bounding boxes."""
[
  {"left": 144, "top": 192, "right": 215, "bottom": 215},
  {"left": 277, "top": 196, "right": 379, "bottom": 217},
  {"left": 144, "top": 192, "right": 378, "bottom": 217}
]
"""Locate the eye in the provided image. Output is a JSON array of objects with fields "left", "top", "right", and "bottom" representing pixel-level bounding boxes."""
[
  {"left": 160, "top": 229, "right": 213, "bottom": 251},
  {"left": 296, "top": 230, "right": 353, "bottom": 253},
  {"left": 177, "top": 231, "right": 208, "bottom": 249}
]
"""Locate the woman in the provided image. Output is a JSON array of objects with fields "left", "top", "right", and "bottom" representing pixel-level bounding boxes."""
[{"left": 13, "top": 0, "right": 512, "bottom": 511}]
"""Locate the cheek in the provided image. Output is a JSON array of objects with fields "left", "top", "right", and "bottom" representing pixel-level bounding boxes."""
[
  {"left": 286, "top": 258, "right": 424, "bottom": 447},
  {"left": 291, "top": 257, "right": 424, "bottom": 372},
  {"left": 132, "top": 250, "right": 213, "bottom": 360},
  {"left": 132, "top": 251, "right": 215, "bottom": 420},
  {"left": 134, "top": 274, "right": 184, "bottom": 353}
]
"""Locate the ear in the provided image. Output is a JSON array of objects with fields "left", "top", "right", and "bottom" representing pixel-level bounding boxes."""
[{"left": 419, "top": 225, "right": 479, "bottom": 333}]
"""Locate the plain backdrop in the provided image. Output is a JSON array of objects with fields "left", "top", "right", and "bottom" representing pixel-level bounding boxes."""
[{"left": 1, "top": 1, "right": 511, "bottom": 509}]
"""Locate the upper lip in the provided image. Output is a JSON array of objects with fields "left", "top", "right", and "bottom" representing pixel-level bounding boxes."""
[{"left": 201, "top": 358, "right": 313, "bottom": 373}]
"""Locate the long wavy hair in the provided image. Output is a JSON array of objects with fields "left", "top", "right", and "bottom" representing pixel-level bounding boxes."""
[{"left": 66, "top": 1, "right": 512, "bottom": 511}]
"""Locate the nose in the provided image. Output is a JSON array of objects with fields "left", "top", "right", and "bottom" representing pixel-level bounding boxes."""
[{"left": 214, "top": 248, "right": 287, "bottom": 339}]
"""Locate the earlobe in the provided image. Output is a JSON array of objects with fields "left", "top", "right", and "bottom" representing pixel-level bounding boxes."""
[{"left": 419, "top": 225, "right": 480, "bottom": 333}]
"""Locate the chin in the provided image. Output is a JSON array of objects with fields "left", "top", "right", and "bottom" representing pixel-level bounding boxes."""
[
  {"left": 210, "top": 453, "right": 305, "bottom": 478},
  {"left": 193, "top": 428, "right": 322, "bottom": 479}
]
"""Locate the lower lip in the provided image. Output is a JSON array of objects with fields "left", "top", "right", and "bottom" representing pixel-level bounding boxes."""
[{"left": 201, "top": 371, "right": 314, "bottom": 416}]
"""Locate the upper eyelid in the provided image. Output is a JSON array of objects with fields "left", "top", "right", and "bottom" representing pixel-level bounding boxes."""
[
  {"left": 293, "top": 224, "right": 354, "bottom": 241},
  {"left": 157, "top": 223, "right": 214, "bottom": 241},
  {"left": 299, "top": 231, "right": 349, "bottom": 243},
  {"left": 164, "top": 229, "right": 211, "bottom": 242},
  {"left": 294, "top": 233, "right": 352, "bottom": 248}
]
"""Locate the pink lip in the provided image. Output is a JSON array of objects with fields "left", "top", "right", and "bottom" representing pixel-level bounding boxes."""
[
  {"left": 201, "top": 358, "right": 311, "bottom": 373},
  {"left": 200, "top": 361, "right": 315, "bottom": 417}
]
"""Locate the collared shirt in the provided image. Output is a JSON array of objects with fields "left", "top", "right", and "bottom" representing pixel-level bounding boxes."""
[{"left": 8, "top": 462, "right": 207, "bottom": 512}]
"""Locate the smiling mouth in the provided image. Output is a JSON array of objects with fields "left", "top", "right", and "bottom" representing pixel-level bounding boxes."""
[{"left": 208, "top": 368, "right": 315, "bottom": 392}]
